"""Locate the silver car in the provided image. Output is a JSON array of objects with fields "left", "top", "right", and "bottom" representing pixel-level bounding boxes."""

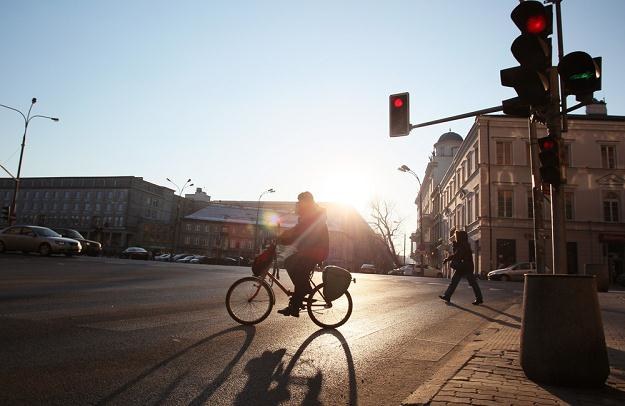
[
  {"left": 487, "top": 262, "right": 538, "bottom": 281},
  {"left": 0, "top": 225, "right": 82, "bottom": 256}
]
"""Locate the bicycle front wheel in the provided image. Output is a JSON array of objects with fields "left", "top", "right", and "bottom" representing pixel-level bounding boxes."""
[
  {"left": 307, "top": 283, "right": 353, "bottom": 329},
  {"left": 226, "top": 277, "right": 273, "bottom": 325}
]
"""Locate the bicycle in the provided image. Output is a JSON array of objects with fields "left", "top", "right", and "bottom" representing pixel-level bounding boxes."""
[{"left": 225, "top": 244, "right": 355, "bottom": 328}]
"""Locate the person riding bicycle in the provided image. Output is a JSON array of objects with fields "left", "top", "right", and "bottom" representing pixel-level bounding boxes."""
[{"left": 276, "top": 191, "right": 329, "bottom": 317}]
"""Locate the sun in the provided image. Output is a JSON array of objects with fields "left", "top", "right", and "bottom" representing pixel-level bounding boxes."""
[{"left": 316, "top": 171, "right": 372, "bottom": 213}]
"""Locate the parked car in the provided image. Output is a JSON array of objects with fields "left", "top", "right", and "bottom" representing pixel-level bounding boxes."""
[
  {"left": 54, "top": 228, "right": 102, "bottom": 256},
  {"left": 175, "top": 255, "right": 196, "bottom": 263},
  {"left": 0, "top": 225, "right": 82, "bottom": 256},
  {"left": 154, "top": 253, "right": 171, "bottom": 261},
  {"left": 172, "top": 253, "right": 191, "bottom": 262},
  {"left": 120, "top": 246, "right": 149, "bottom": 260},
  {"left": 359, "top": 264, "right": 377, "bottom": 274},
  {"left": 488, "top": 262, "right": 540, "bottom": 281},
  {"left": 412, "top": 264, "right": 444, "bottom": 278},
  {"left": 388, "top": 267, "right": 406, "bottom": 276}
]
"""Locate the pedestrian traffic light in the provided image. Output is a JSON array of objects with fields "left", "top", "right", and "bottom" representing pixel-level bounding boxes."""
[
  {"left": 389, "top": 92, "right": 410, "bottom": 137},
  {"left": 537, "top": 135, "right": 560, "bottom": 186},
  {"left": 501, "top": 1, "right": 553, "bottom": 116},
  {"left": 558, "top": 52, "right": 602, "bottom": 103},
  {"left": 1, "top": 206, "right": 10, "bottom": 222}
]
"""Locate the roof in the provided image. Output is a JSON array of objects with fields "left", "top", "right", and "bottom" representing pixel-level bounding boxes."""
[{"left": 435, "top": 131, "right": 463, "bottom": 144}]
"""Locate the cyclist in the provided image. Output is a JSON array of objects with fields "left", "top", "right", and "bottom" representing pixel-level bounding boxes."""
[{"left": 276, "top": 191, "right": 329, "bottom": 317}]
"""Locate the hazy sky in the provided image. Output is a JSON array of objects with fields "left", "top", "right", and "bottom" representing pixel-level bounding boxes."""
[{"left": 2, "top": 1, "right": 624, "bottom": 254}]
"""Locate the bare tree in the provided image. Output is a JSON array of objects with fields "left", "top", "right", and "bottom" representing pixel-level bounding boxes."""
[{"left": 369, "top": 199, "right": 405, "bottom": 268}]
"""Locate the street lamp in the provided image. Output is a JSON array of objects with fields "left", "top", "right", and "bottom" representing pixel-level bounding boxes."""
[
  {"left": 166, "top": 178, "right": 193, "bottom": 254},
  {"left": 254, "top": 188, "right": 275, "bottom": 255},
  {"left": 398, "top": 164, "right": 424, "bottom": 266},
  {"left": 1, "top": 98, "right": 59, "bottom": 225}
]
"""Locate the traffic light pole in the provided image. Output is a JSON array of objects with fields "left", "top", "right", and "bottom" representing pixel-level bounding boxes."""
[
  {"left": 546, "top": 68, "right": 568, "bottom": 275},
  {"left": 528, "top": 118, "right": 547, "bottom": 274}
]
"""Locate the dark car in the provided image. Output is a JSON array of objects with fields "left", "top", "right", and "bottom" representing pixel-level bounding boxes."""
[
  {"left": 202, "top": 257, "right": 238, "bottom": 265},
  {"left": 0, "top": 225, "right": 81, "bottom": 256},
  {"left": 120, "top": 247, "right": 149, "bottom": 260},
  {"left": 54, "top": 228, "right": 102, "bottom": 256}
]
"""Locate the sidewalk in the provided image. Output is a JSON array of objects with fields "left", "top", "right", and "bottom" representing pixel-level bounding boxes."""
[{"left": 403, "top": 290, "right": 625, "bottom": 406}]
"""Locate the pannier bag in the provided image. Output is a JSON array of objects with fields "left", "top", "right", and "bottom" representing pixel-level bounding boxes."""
[
  {"left": 252, "top": 244, "right": 276, "bottom": 276},
  {"left": 322, "top": 265, "right": 352, "bottom": 301}
]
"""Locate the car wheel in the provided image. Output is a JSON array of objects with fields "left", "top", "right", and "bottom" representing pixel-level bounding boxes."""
[
  {"left": 0, "top": 241, "right": 5, "bottom": 253},
  {"left": 39, "top": 243, "right": 52, "bottom": 257},
  {"left": 501, "top": 275, "right": 511, "bottom": 282}
]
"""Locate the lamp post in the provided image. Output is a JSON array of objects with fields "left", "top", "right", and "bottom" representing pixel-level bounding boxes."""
[
  {"left": 166, "top": 178, "right": 193, "bottom": 254},
  {"left": 1, "top": 98, "right": 59, "bottom": 225},
  {"left": 254, "top": 188, "right": 275, "bottom": 255},
  {"left": 398, "top": 164, "right": 424, "bottom": 266}
]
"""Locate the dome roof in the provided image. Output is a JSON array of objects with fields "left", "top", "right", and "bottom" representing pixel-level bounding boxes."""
[{"left": 436, "top": 131, "right": 463, "bottom": 144}]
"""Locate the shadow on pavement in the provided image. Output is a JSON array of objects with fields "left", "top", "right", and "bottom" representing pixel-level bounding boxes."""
[
  {"left": 97, "top": 325, "right": 255, "bottom": 405},
  {"left": 235, "top": 329, "right": 358, "bottom": 406},
  {"left": 478, "top": 304, "right": 522, "bottom": 322},
  {"left": 449, "top": 303, "right": 521, "bottom": 329}
]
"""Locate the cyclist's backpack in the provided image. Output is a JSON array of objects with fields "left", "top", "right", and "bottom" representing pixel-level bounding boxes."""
[
  {"left": 322, "top": 265, "right": 352, "bottom": 301},
  {"left": 252, "top": 244, "right": 275, "bottom": 276}
]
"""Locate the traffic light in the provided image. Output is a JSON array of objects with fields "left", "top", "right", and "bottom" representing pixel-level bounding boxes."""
[
  {"left": 558, "top": 52, "right": 602, "bottom": 103},
  {"left": 1, "top": 206, "right": 9, "bottom": 222},
  {"left": 501, "top": 1, "right": 553, "bottom": 116},
  {"left": 537, "top": 135, "right": 560, "bottom": 186},
  {"left": 389, "top": 92, "right": 410, "bottom": 137}
]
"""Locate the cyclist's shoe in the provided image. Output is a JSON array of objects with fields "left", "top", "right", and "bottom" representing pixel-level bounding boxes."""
[
  {"left": 472, "top": 299, "right": 483, "bottom": 305},
  {"left": 277, "top": 305, "right": 299, "bottom": 317}
]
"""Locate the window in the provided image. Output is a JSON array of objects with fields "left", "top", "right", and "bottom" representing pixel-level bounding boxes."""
[
  {"left": 467, "top": 152, "right": 473, "bottom": 175},
  {"left": 474, "top": 144, "right": 479, "bottom": 166},
  {"left": 496, "top": 141, "right": 512, "bottom": 165},
  {"left": 604, "top": 192, "right": 620, "bottom": 222},
  {"left": 563, "top": 144, "right": 572, "bottom": 167},
  {"left": 475, "top": 189, "right": 479, "bottom": 217},
  {"left": 564, "top": 192, "right": 574, "bottom": 220},
  {"left": 601, "top": 145, "right": 616, "bottom": 169},
  {"left": 498, "top": 190, "right": 513, "bottom": 218},
  {"left": 527, "top": 190, "right": 534, "bottom": 218},
  {"left": 467, "top": 197, "right": 473, "bottom": 224}
]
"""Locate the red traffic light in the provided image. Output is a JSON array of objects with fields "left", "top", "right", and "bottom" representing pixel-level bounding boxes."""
[
  {"left": 539, "top": 138, "right": 556, "bottom": 150},
  {"left": 389, "top": 92, "right": 410, "bottom": 137},
  {"left": 526, "top": 15, "right": 547, "bottom": 34},
  {"left": 511, "top": 1, "right": 552, "bottom": 36}
]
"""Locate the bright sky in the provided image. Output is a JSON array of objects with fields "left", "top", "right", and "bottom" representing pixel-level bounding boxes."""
[{"left": 2, "top": 1, "right": 624, "bottom": 256}]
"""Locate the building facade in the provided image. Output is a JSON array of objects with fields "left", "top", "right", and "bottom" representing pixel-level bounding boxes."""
[
  {"left": 0, "top": 176, "right": 177, "bottom": 254},
  {"left": 178, "top": 201, "right": 392, "bottom": 272},
  {"left": 416, "top": 109, "right": 625, "bottom": 283}
]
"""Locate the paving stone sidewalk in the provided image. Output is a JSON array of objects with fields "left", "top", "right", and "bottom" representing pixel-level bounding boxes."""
[{"left": 403, "top": 290, "right": 625, "bottom": 406}]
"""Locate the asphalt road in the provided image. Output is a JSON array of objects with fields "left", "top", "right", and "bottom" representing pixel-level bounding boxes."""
[{"left": 0, "top": 254, "right": 523, "bottom": 405}]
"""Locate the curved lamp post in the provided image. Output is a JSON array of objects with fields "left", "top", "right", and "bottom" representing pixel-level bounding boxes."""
[
  {"left": 1, "top": 98, "right": 59, "bottom": 225},
  {"left": 254, "top": 188, "right": 275, "bottom": 254},
  {"left": 166, "top": 178, "right": 193, "bottom": 254},
  {"left": 398, "top": 165, "right": 424, "bottom": 266}
]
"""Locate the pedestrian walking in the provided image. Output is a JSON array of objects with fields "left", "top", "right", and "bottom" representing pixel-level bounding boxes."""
[{"left": 439, "top": 229, "right": 483, "bottom": 305}]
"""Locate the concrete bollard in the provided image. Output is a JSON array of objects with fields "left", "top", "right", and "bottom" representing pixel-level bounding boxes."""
[{"left": 520, "top": 274, "right": 609, "bottom": 387}]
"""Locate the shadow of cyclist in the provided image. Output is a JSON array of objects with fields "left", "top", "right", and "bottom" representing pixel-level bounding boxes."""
[{"left": 235, "top": 328, "right": 357, "bottom": 406}]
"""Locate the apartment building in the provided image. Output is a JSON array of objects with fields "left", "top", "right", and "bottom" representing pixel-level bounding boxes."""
[{"left": 416, "top": 105, "right": 625, "bottom": 283}]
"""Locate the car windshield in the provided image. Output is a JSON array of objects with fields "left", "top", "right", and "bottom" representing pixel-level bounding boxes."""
[
  {"left": 34, "top": 228, "right": 61, "bottom": 237},
  {"left": 63, "top": 230, "right": 84, "bottom": 239}
]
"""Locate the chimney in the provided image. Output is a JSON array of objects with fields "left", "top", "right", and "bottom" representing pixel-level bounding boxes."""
[{"left": 586, "top": 100, "right": 607, "bottom": 116}]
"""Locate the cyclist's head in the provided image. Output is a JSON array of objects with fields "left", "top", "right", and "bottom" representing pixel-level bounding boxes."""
[{"left": 296, "top": 191, "right": 316, "bottom": 215}]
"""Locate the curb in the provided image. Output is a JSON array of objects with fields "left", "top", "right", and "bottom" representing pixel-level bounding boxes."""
[{"left": 401, "top": 304, "right": 518, "bottom": 406}]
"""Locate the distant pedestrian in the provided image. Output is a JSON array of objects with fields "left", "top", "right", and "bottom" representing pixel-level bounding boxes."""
[{"left": 439, "top": 230, "right": 483, "bottom": 305}]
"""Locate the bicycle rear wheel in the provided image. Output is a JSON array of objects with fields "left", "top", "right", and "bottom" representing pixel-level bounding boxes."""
[
  {"left": 307, "top": 283, "right": 353, "bottom": 329},
  {"left": 226, "top": 277, "right": 273, "bottom": 325}
]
